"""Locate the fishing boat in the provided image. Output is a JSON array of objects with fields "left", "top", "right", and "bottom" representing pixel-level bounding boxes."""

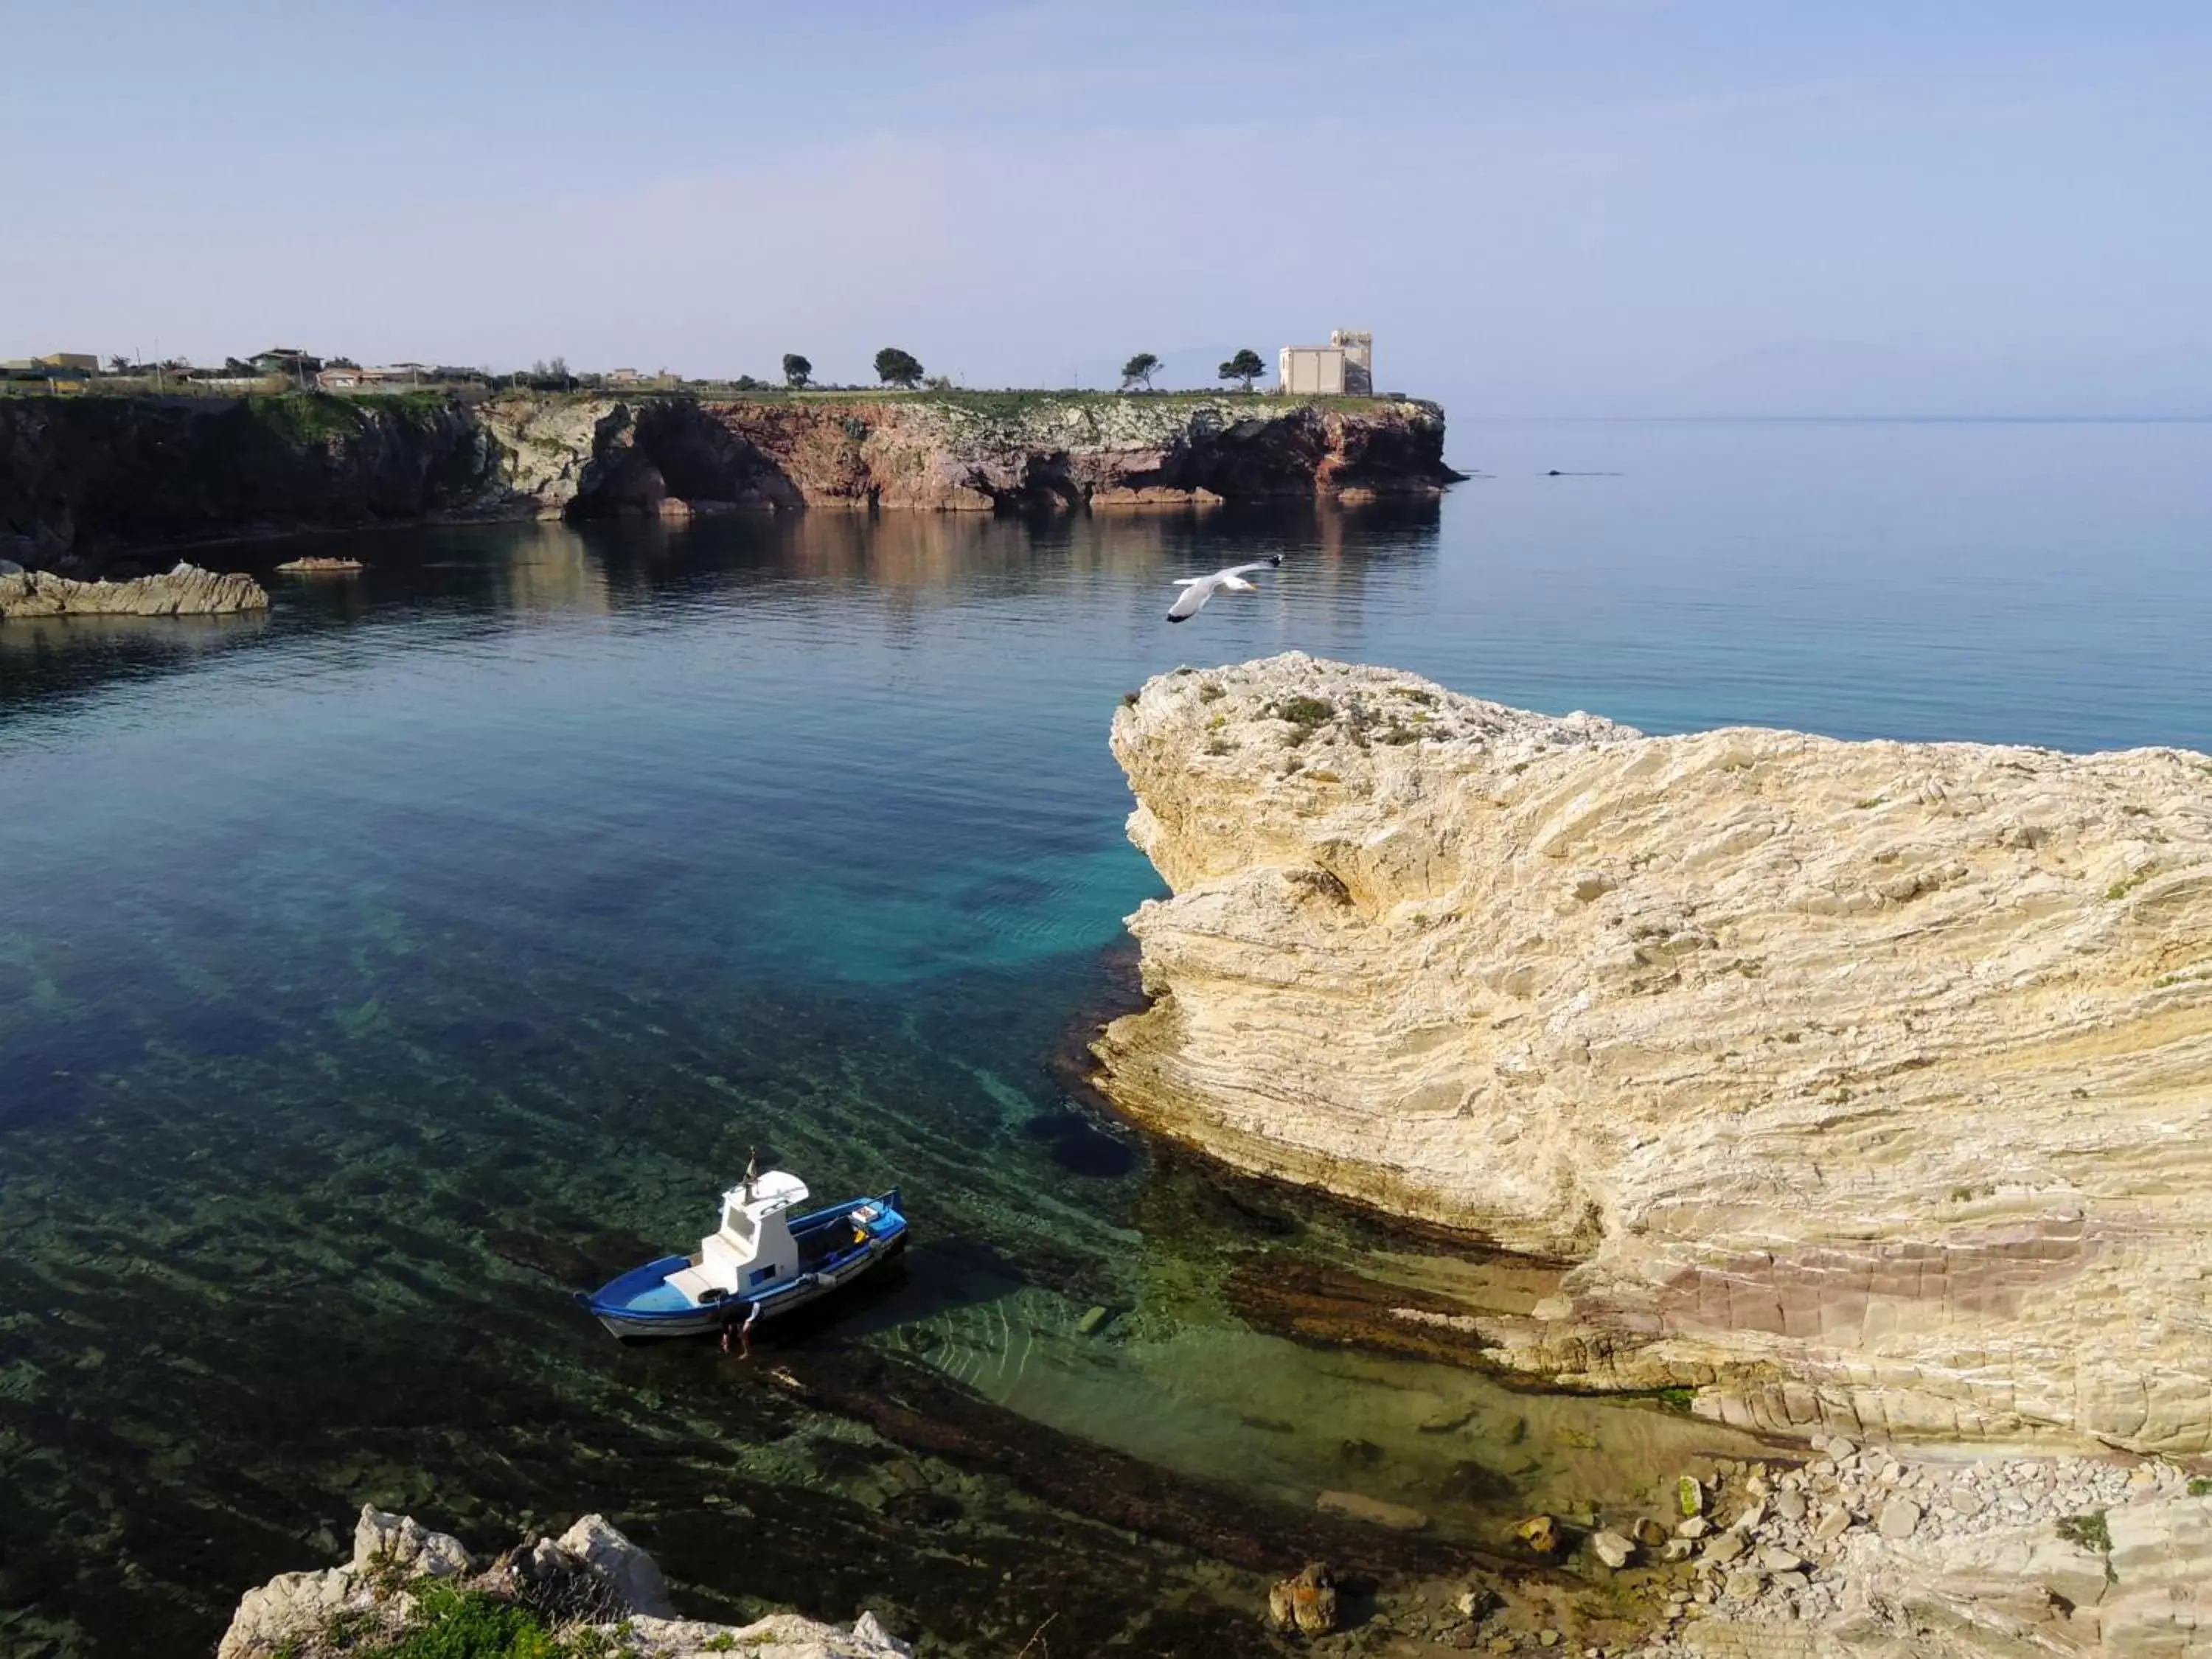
[{"left": 578, "top": 1169, "right": 907, "bottom": 1340}]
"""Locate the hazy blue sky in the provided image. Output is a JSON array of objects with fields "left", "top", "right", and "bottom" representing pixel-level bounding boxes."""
[{"left": 5, "top": 1, "right": 2208, "bottom": 413}]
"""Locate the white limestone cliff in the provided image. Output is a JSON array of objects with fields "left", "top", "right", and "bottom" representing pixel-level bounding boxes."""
[{"left": 1093, "top": 654, "right": 2212, "bottom": 1453}]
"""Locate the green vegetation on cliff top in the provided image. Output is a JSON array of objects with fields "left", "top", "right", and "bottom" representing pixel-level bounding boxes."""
[
  {"left": 243, "top": 389, "right": 458, "bottom": 441},
  {"left": 481, "top": 387, "right": 1427, "bottom": 424}
]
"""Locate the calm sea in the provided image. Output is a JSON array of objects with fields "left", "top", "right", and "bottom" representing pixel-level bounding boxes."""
[{"left": 2, "top": 419, "right": 2208, "bottom": 1656}]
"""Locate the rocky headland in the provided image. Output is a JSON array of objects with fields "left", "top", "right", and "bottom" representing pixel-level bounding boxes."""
[
  {"left": 0, "top": 391, "right": 1457, "bottom": 577},
  {"left": 1093, "top": 655, "right": 2212, "bottom": 1456}
]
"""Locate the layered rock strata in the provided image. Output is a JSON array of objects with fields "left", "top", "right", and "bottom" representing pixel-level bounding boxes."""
[
  {"left": 0, "top": 560, "right": 267, "bottom": 618},
  {"left": 1094, "top": 654, "right": 2212, "bottom": 1453},
  {"left": 0, "top": 392, "right": 1455, "bottom": 575},
  {"left": 564, "top": 393, "right": 1461, "bottom": 515},
  {"left": 218, "top": 1505, "right": 909, "bottom": 1659}
]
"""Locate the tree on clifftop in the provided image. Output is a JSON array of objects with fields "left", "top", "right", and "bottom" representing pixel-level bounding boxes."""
[
  {"left": 1217, "top": 348, "right": 1266, "bottom": 393},
  {"left": 782, "top": 354, "right": 812, "bottom": 389},
  {"left": 874, "top": 347, "right": 924, "bottom": 389},
  {"left": 1120, "top": 352, "right": 1161, "bottom": 392}
]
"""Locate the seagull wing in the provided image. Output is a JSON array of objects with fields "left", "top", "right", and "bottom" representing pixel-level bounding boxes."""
[
  {"left": 1166, "top": 579, "right": 1216, "bottom": 622},
  {"left": 1221, "top": 560, "right": 1282, "bottom": 579}
]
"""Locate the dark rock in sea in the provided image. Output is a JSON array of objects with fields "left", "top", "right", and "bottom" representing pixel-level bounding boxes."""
[{"left": 1019, "top": 1107, "right": 1138, "bottom": 1178}]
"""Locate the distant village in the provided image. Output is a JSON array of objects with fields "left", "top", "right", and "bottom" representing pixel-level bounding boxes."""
[
  {"left": 2, "top": 330, "right": 1380, "bottom": 398},
  {"left": 0, "top": 348, "right": 669, "bottom": 396}
]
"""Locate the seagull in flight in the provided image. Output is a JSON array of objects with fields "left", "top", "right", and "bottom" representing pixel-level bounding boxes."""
[{"left": 1166, "top": 555, "right": 1284, "bottom": 623}]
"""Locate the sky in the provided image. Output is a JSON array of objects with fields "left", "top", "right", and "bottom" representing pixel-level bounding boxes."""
[{"left": 4, "top": 0, "right": 2208, "bottom": 414}]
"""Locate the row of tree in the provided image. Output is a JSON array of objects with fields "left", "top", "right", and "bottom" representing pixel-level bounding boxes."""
[
  {"left": 1121, "top": 349, "right": 1265, "bottom": 392},
  {"left": 65, "top": 348, "right": 1277, "bottom": 394},
  {"left": 773, "top": 348, "right": 1271, "bottom": 392}
]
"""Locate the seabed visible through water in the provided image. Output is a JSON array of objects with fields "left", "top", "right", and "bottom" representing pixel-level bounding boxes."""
[{"left": 7, "top": 417, "right": 2212, "bottom": 1655}]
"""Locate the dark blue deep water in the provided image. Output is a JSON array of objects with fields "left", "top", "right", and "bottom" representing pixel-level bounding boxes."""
[{"left": 2, "top": 419, "right": 2208, "bottom": 1656}]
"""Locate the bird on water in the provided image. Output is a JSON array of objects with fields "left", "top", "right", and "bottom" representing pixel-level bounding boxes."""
[{"left": 1165, "top": 555, "right": 1284, "bottom": 623}]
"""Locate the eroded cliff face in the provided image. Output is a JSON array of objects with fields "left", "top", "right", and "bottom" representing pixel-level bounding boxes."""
[
  {"left": 0, "top": 392, "right": 1455, "bottom": 575},
  {"left": 1094, "top": 654, "right": 2212, "bottom": 1453},
  {"left": 521, "top": 392, "right": 1458, "bottom": 515}
]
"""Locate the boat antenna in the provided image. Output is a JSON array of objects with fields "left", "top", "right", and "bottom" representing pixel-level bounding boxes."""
[{"left": 743, "top": 1147, "right": 758, "bottom": 1199}]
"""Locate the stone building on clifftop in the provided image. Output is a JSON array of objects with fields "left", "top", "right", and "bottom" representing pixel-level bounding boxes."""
[{"left": 1278, "top": 329, "right": 1374, "bottom": 395}]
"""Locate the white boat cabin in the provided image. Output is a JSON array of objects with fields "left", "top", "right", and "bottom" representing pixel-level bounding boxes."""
[{"left": 664, "top": 1169, "right": 810, "bottom": 1305}]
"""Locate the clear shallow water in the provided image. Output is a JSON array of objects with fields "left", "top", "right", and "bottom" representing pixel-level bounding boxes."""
[{"left": 2, "top": 420, "right": 2208, "bottom": 1656}]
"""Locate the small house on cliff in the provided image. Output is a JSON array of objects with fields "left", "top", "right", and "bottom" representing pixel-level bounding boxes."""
[
  {"left": 251, "top": 347, "right": 323, "bottom": 379},
  {"left": 1277, "top": 330, "right": 1375, "bottom": 396}
]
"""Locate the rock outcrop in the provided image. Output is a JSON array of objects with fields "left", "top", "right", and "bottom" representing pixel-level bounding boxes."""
[
  {"left": 1094, "top": 654, "right": 2212, "bottom": 1453},
  {"left": 217, "top": 1505, "right": 909, "bottom": 1659},
  {"left": 547, "top": 393, "right": 1461, "bottom": 515},
  {"left": 0, "top": 391, "right": 1456, "bottom": 576},
  {"left": 0, "top": 560, "right": 267, "bottom": 618},
  {"left": 1612, "top": 1442, "right": 2211, "bottom": 1659}
]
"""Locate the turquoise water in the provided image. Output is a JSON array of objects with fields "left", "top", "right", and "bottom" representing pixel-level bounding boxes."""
[{"left": 2, "top": 420, "right": 2208, "bottom": 1656}]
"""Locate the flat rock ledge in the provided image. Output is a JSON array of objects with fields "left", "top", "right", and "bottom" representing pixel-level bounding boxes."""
[
  {"left": 217, "top": 1506, "right": 910, "bottom": 1659},
  {"left": 1095, "top": 654, "right": 2212, "bottom": 1453},
  {"left": 0, "top": 561, "right": 268, "bottom": 619}
]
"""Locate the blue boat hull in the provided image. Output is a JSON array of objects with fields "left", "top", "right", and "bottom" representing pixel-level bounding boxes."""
[{"left": 578, "top": 1188, "right": 906, "bottom": 1340}]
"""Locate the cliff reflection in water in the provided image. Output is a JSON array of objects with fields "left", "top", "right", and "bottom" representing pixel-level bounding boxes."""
[{"left": 0, "top": 502, "right": 1442, "bottom": 726}]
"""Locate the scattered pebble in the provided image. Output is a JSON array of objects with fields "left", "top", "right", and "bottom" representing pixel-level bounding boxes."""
[
  {"left": 1877, "top": 1498, "right": 1922, "bottom": 1540},
  {"left": 1592, "top": 1530, "right": 1635, "bottom": 1570},
  {"left": 1604, "top": 1444, "right": 2155, "bottom": 1656}
]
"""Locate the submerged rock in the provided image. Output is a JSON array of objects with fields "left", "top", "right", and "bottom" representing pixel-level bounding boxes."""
[
  {"left": 1510, "top": 1514, "right": 1565, "bottom": 1556},
  {"left": 1267, "top": 1561, "right": 1339, "bottom": 1635},
  {"left": 1095, "top": 653, "right": 2212, "bottom": 1453},
  {"left": 1316, "top": 1489, "right": 1429, "bottom": 1531}
]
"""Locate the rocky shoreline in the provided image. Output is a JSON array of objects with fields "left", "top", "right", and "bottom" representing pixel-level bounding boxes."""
[
  {"left": 1070, "top": 653, "right": 2212, "bottom": 1653},
  {"left": 214, "top": 1447, "right": 2212, "bottom": 1659},
  {"left": 0, "top": 391, "right": 1458, "bottom": 577}
]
